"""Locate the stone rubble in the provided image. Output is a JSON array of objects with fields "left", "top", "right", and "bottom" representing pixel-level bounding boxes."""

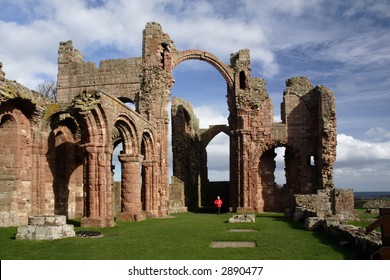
[{"left": 15, "top": 215, "right": 75, "bottom": 240}]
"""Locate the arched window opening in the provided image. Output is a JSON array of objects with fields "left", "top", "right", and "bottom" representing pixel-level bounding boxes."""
[
  {"left": 118, "top": 97, "right": 136, "bottom": 111},
  {"left": 0, "top": 114, "right": 15, "bottom": 126},
  {"left": 239, "top": 71, "right": 246, "bottom": 90},
  {"left": 274, "top": 147, "right": 286, "bottom": 188},
  {"left": 206, "top": 133, "right": 229, "bottom": 182},
  {"left": 112, "top": 141, "right": 123, "bottom": 215}
]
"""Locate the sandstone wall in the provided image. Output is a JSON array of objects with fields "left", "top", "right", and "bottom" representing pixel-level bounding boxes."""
[
  {"left": 0, "top": 22, "right": 351, "bottom": 227},
  {"left": 57, "top": 41, "right": 143, "bottom": 104}
]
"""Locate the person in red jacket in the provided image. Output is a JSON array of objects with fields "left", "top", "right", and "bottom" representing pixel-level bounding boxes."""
[{"left": 214, "top": 196, "right": 223, "bottom": 215}]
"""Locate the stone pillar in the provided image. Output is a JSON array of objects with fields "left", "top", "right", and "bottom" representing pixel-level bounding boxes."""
[
  {"left": 142, "top": 160, "right": 153, "bottom": 215},
  {"left": 85, "top": 145, "right": 98, "bottom": 218},
  {"left": 117, "top": 154, "right": 145, "bottom": 221},
  {"left": 81, "top": 144, "right": 115, "bottom": 228},
  {"left": 236, "top": 129, "right": 252, "bottom": 212}
]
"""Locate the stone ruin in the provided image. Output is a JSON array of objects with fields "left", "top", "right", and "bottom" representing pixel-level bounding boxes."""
[
  {"left": 16, "top": 215, "right": 75, "bottom": 240},
  {"left": 0, "top": 22, "right": 354, "bottom": 228},
  {"left": 229, "top": 214, "right": 256, "bottom": 223}
]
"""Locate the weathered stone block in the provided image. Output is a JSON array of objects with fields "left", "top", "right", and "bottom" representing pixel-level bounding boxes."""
[
  {"left": 0, "top": 211, "right": 19, "bottom": 227},
  {"left": 16, "top": 215, "right": 75, "bottom": 240},
  {"left": 304, "top": 217, "right": 323, "bottom": 230},
  {"left": 229, "top": 214, "right": 255, "bottom": 223}
]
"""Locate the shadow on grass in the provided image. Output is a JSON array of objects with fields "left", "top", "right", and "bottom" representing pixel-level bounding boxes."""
[
  {"left": 261, "top": 214, "right": 368, "bottom": 260},
  {"left": 67, "top": 219, "right": 81, "bottom": 227}
]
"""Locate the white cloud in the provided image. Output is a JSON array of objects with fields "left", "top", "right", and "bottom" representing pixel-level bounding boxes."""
[
  {"left": 193, "top": 105, "right": 228, "bottom": 128},
  {"left": 207, "top": 169, "right": 229, "bottom": 181},
  {"left": 1, "top": 0, "right": 390, "bottom": 191},
  {"left": 364, "top": 127, "right": 390, "bottom": 142},
  {"left": 334, "top": 133, "right": 390, "bottom": 191},
  {"left": 336, "top": 133, "right": 390, "bottom": 162}
]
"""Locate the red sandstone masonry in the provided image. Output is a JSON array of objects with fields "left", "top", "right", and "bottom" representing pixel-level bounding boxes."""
[{"left": 0, "top": 22, "right": 352, "bottom": 228}]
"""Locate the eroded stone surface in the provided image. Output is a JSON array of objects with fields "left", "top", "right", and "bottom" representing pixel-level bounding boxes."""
[
  {"left": 0, "top": 22, "right": 352, "bottom": 228},
  {"left": 15, "top": 215, "right": 75, "bottom": 240},
  {"left": 229, "top": 214, "right": 256, "bottom": 223}
]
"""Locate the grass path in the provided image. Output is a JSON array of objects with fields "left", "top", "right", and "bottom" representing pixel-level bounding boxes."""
[{"left": 0, "top": 212, "right": 365, "bottom": 260}]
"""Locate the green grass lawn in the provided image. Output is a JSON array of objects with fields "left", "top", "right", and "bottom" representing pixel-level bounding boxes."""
[{"left": 0, "top": 212, "right": 366, "bottom": 260}]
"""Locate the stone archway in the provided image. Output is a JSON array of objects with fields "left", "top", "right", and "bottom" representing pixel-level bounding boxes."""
[
  {"left": 114, "top": 114, "right": 144, "bottom": 221},
  {"left": 172, "top": 50, "right": 234, "bottom": 91},
  {"left": 255, "top": 143, "right": 301, "bottom": 212},
  {"left": 170, "top": 50, "right": 234, "bottom": 211},
  {"left": 199, "top": 125, "right": 230, "bottom": 208},
  {"left": 141, "top": 129, "right": 164, "bottom": 217},
  {"left": 46, "top": 114, "right": 83, "bottom": 219},
  {"left": 0, "top": 101, "right": 33, "bottom": 225},
  {"left": 71, "top": 91, "right": 115, "bottom": 228}
]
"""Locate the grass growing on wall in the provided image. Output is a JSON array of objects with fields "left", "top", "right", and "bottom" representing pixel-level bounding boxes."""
[{"left": 0, "top": 212, "right": 365, "bottom": 260}]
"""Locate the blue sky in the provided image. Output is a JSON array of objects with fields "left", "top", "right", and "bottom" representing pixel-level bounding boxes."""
[{"left": 1, "top": 0, "right": 389, "bottom": 191}]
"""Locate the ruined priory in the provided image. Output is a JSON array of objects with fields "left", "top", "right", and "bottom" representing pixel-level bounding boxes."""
[{"left": 0, "top": 22, "right": 354, "bottom": 228}]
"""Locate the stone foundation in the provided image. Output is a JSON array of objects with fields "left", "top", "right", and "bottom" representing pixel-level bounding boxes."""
[
  {"left": 229, "top": 214, "right": 256, "bottom": 223},
  {"left": 15, "top": 215, "right": 75, "bottom": 240},
  {"left": 303, "top": 217, "right": 382, "bottom": 256},
  {"left": 294, "top": 188, "right": 355, "bottom": 221}
]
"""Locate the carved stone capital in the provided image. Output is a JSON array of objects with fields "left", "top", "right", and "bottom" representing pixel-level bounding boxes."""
[{"left": 118, "top": 154, "right": 144, "bottom": 163}]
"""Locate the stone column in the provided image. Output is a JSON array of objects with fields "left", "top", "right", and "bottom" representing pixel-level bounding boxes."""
[
  {"left": 236, "top": 129, "right": 252, "bottom": 212},
  {"left": 142, "top": 160, "right": 153, "bottom": 215},
  {"left": 80, "top": 144, "right": 115, "bottom": 227},
  {"left": 117, "top": 154, "right": 144, "bottom": 221},
  {"left": 85, "top": 144, "right": 98, "bottom": 218}
]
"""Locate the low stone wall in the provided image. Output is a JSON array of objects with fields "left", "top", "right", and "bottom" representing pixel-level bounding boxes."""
[
  {"left": 16, "top": 215, "right": 75, "bottom": 240},
  {"left": 355, "top": 199, "right": 390, "bottom": 209},
  {"left": 304, "top": 217, "right": 382, "bottom": 256},
  {"left": 294, "top": 188, "right": 355, "bottom": 220}
]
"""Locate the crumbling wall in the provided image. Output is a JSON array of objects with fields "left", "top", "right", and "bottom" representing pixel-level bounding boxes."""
[
  {"left": 0, "top": 22, "right": 353, "bottom": 227},
  {"left": 294, "top": 188, "right": 355, "bottom": 220},
  {"left": 57, "top": 41, "right": 143, "bottom": 104},
  {"left": 168, "top": 176, "right": 187, "bottom": 213},
  {"left": 171, "top": 97, "right": 200, "bottom": 210},
  {"left": 333, "top": 188, "right": 355, "bottom": 219},
  {"left": 0, "top": 79, "right": 56, "bottom": 226}
]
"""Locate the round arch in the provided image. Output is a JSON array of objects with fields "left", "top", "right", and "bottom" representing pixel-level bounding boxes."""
[
  {"left": 0, "top": 114, "right": 16, "bottom": 126},
  {"left": 114, "top": 114, "right": 139, "bottom": 155},
  {"left": 173, "top": 50, "right": 234, "bottom": 91},
  {"left": 254, "top": 141, "right": 301, "bottom": 212},
  {"left": 141, "top": 128, "right": 155, "bottom": 161}
]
